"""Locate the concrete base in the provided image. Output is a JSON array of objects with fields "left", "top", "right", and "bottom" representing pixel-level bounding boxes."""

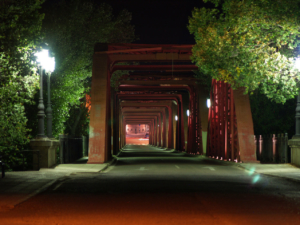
[
  {"left": 30, "top": 138, "right": 60, "bottom": 169},
  {"left": 288, "top": 136, "right": 300, "bottom": 167}
]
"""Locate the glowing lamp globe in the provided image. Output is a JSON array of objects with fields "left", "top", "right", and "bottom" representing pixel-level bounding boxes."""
[
  {"left": 207, "top": 99, "right": 211, "bottom": 108},
  {"left": 35, "top": 49, "right": 55, "bottom": 73},
  {"left": 295, "top": 57, "right": 300, "bottom": 70}
]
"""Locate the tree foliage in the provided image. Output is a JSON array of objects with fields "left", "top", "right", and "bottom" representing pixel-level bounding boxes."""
[
  {"left": 64, "top": 95, "right": 90, "bottom": 137},
  {"left": 250, "top": 90, "right": 296, "bottom": 136},
  {"left": 0, "top": 0, "right": 44, "bottom": 168},
  {"left": 188, "top": 0, "right": 300, "bottom": 103},
  {"left": 42, "top": 0, "right": 136, "bottom": 137}
]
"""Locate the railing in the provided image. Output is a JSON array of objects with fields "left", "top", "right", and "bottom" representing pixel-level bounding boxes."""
[
  {"left": 255, "top": 134, "right": 289, "bottom": 163},
  {"left": 59, "top": 135, "right": 86, "bottom": 163}
]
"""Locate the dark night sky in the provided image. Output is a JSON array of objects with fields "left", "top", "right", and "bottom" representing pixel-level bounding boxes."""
[
  {"left": 44, "top": 0, "right": 210, "bottom": 44},
  {"left": 96, "top": 0, "right": 207, "bottom": 44}
]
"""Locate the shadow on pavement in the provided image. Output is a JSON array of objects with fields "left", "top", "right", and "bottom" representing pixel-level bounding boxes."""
[{"left": 115, "top": 145, "right": 224, "bottom": 166}]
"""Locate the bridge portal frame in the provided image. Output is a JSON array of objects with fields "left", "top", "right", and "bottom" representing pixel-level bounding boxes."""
[{"left": 88, "top": 43, "right": 256, "bottom": 164}]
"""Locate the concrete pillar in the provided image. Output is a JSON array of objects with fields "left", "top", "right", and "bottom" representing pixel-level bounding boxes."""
[
  {"left": 288, "top": 138, "right": 300, "bottom": 166},
  {"left": 30, "top": 138, "right": 59, "bottom": 169},
  {"left": 88, "top": 49, "right": 110, "bottom": 164},
  {"left": 233, "top": 88, "right": 256, "bottom": 162}
]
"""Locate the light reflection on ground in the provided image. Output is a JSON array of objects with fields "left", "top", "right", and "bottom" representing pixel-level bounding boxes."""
[{"left": 126, "top": 134, "right": 149, "bottom": 145}]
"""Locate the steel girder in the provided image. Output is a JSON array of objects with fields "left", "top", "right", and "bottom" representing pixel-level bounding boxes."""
[{"left": 207, "top": 80, "right": 239, "bottom": 162}]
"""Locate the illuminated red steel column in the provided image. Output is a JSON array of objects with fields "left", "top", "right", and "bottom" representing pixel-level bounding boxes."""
[
  {"left": 158, "top": 113, "right": 162, "bottom": 147},
  {"left": 111, "top": 90, "right": 116, "bottom": 154},
  {"left": 120, "top": 109, "right": 124, "bottom": 148},
  {"left": 153, "top": 119, "right": 157, "bottom": 146},
  {"left": 148, "top": 121, "right": 152, "bottom": 145},
  {"left": 187, "top": 88, "right": 195, "bottom": 153},
  {"left": 172, "top": 102, "right": 178, "bottom": 149},
  {"left": 167, "top": 105, "right": 173, "bottom": 148},
  {"left": 219, "top": 81, "right": 225, "bottom": 159},
  {"left": 150, "top": 121, "right": 154, "bottom": 145},
  {"left": 122, "top": 119, "right": 125, "bottom": 147},
  {"left": 207, "top": 80, "right": 256, "bottom": 162},
  {"left": 179, "top": 96, "right": 185, "bottom": 151},
  {"left": 155, "top": 117, "right": 158, "bottom": 146},
  {"left": 121, "top": 117, "right": 124, "bottom": 147},
  {"left": 194, "top": 86, "right": 203, "bottom": 154},
  {"left": 162, "top": 108, "right": 167, "bottom": 147}
]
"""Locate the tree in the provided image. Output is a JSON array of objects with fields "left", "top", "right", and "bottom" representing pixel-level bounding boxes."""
[
  {"left": 0, "top": 0, "right": 44, "bottom": 168},
  {"left": 188, "top": 0, "right": 300, "bottom": 103},
  {"left": 249, "top": 91, "right": 296, "bottom": 136},
  {"left": 41, "top": 0, "right": 136, "bottom": 137},
  {"left": 63, "top": 95, "right": 90, "bottom": 137}
]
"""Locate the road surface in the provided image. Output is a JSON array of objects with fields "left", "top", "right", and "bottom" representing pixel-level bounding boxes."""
[{"left": 1, "top": 145, "right": 300, "bottom": 225}]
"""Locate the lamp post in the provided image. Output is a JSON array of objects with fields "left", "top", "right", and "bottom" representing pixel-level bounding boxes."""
[
  {"left": 288, "top": 58, "right": 300, "bottom": 166},
  {"left": 34, "top": 49, "right": 55, "bottom": 138},
  {"left": 45, "top": 57, "right": 55, "bottom": 138},
  {"left": 293, "top": 58, "right": 300, "bottom": 138},
  {"left": 34, "top": 50, "right": 47, "bottom": 138},
  {"left": 31, "top": 49, "right": 58, "bottom": 169},
  {"left": 294, "top": 93, "right": 300, "bottom": 138}
]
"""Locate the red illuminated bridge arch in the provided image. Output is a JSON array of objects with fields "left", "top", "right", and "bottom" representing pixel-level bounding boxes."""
[{"left": 87, "top": 44, "right": 256, "bottom": 164}]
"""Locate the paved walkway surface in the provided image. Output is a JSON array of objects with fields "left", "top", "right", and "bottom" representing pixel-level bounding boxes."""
[
  {"left": 0, "top": 149, "right": 299, "bottom": 212},
  {"left": 238, "top": 163, "right": 300, "bottom": 181},
  {"left": 203, "top": 156, "right": 300, "bottom": 181},
  {"left": 0, "top": 162, "right": 109, "bottom": 211}
]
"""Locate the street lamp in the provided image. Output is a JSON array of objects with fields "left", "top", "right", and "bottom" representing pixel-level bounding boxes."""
[
  {"left": 34, "top": 49, "right": 55, "bottom": 138},
  {"left": 294, "top": 58, "right": 300, "bottom": 138},
  {"left": 287, "top": 57, "right": 300, "bottom": 166},
  {"left": 206, "top": 99, "right": 211, "bottom": 108}
]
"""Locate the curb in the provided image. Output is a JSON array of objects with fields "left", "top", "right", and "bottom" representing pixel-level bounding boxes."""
[{"left": 99, "top": 155, "right": 119, "bottom": 172}]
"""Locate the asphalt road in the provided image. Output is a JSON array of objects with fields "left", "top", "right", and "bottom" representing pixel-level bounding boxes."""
[{"left": 1, "top": 145, "right": 300, "bottom": 225}]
